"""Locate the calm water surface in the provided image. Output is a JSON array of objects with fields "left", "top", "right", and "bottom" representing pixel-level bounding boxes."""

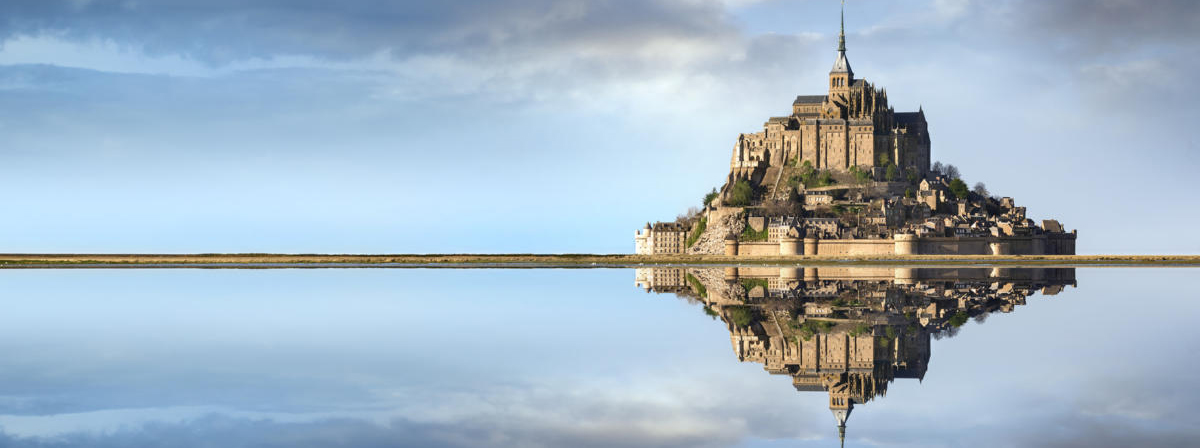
[{"left": 0, "top": 267, "right": 1196, "bottom": 447}]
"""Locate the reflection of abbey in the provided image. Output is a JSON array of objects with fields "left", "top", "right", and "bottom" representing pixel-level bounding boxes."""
[
  {"left": 635, "top": 266, "right": 1076, "bottom": 446},
  {"left": 635, "top": 4, "right": 1075, "bottom": 257}
]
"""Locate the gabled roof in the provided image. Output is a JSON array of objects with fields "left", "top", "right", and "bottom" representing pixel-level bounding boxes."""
[
  {"left": 894, "top": 112, "right": 925, "bottom": 125},
  {"left": 793, "top": 95, "right": 827, "bottom": 105}
]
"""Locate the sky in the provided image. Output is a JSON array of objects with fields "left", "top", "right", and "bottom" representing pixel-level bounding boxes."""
[{"left": 0, "top": 0, "right": 1197, "bottom": 254}]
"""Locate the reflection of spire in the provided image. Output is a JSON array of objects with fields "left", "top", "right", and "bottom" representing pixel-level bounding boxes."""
[
  {"left": 832, "top": 407, "right": 852, "bottom": 447},
  {"left": 640, "top": 267, "right": 1078, "bottom": 447}
]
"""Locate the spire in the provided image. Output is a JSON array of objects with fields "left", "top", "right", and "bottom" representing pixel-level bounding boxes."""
[
  {"left": 829, "top": 0, "right": 853, "bottom": 76},
  {"left": 838, "top": 0, "right": 846, "bottom": 53},
  {"left": 839, "top": 423, "right": 847, "bottom": 448}
]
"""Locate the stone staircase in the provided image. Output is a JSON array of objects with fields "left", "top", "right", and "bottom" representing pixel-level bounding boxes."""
[{"left": 764, "top": 164, "right": 800, "bottom": 201}]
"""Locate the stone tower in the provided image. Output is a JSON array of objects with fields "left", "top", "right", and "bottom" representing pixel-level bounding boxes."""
[
  {"left": 828, "top": 0, "right": 853, "bottom": 105},
  {"left": 721, "top": 0, "right": 932, "bottom": 197}
]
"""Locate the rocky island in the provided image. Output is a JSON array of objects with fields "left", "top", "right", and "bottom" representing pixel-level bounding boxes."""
[{"left": 636, "top": 6, "right": 1075, "bottom": 258}]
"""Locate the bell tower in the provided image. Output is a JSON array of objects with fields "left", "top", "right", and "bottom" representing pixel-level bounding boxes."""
[{"left": 828, "top": 0, "right": 853, "bottom": 104}]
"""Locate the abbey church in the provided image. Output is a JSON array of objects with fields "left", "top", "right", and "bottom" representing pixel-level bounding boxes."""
[
  {"left": 726, "top": 7, "right": 930, "bottom": 196},
  {"left": 637, "top": 2, "right": 1074, "bottom": 258}
]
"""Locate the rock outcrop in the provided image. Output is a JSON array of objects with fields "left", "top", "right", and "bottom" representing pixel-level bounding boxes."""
[{"left": 688, "top": 208, "right": 745, "bottom": 255}]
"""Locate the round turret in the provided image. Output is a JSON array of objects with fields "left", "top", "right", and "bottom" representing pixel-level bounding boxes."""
[{"left": 893, "top": 233, "right": 918, "bottom": 255}]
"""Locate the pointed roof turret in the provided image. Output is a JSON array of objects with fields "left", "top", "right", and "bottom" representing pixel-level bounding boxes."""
[{"left": 830, "top": 0, "right": 853, "bottom": 75}]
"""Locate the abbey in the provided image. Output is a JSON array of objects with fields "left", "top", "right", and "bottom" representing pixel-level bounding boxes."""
[
  {"left": 726, "top": 8, "right": 930, "bottom": 196},
  {"left": 635, "top": 3, "right": 1074, "bottom": 257}
]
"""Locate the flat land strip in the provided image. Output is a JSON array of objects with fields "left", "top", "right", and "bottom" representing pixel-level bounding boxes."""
[{"left": 0, "top": 254, "right": 1196, "bottom": 267}]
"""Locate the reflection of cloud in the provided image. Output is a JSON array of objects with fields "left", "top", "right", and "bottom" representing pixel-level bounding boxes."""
[
  {"left": 0, "top": 379, "right": 828, "bottom": 448},
  {"left": 1011, "top": 413, "right": 1197, "bottom": 448},
  {"left": 0, "top": 414, "right": 740, "bottom": 448},
  {"left": 2, "top": 383, "right": 1195, "bottom": 448}
]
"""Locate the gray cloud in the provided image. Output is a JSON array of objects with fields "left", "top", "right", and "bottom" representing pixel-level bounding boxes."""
[
  {"left": 0, "top": 0, "right": 738, "bottom": 64},
  {"left": 1014, "top": 0, "right": 1200, "bottom": 55}
]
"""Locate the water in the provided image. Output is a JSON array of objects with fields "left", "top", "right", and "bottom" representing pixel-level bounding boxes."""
[{"left": 0, "top": 267, "right": 1196, "bottom": 447}]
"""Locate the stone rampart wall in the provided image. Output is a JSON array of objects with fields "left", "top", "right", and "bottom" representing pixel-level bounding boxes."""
[
  {"left": 815, "top": 239, "right": 895, "bottom": 256},
  {"left": 737, "top": 242, "right": 781, "bottom": 256},
  {"left": 916, "top": 238, "right": 991, "bottom": 255},
  {"left": 722, "top": 233, "right": 1077, "bottom": 256}
]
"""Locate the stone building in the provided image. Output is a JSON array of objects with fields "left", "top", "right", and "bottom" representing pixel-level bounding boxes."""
[
  {"left": 634, "top": 222, "right": 690, "bottom": 255},
  {"left": 724, "top": 7, "right": 931, "bottom": 200}
]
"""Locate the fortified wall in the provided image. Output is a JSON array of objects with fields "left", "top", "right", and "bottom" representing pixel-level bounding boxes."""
[{"left": 724, "top": 233, "right": 1077, "bottom": 257}]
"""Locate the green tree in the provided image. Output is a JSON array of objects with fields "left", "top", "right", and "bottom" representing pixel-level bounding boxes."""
[
  {"left": 948, "top": 178, "right": 969, "bottom": 200},
  {"left": 848, "top": 323, "right": 872, "bottom": 337},
  {"left": 948, "top": 311, "right": 969, "bottom": 328},
  {"left": 739, "top": 224, "right": 769, "bottom": 242},
  {"left": 906, "top": 167, "right": 920, "bottom": 184},
  {"left": 849, "top": 166, "right": 871, "bottom": 184},
  {"left": 798, "top": 160, "right": 820, "bottom": 188},
  {"left": 703, "top": 188, "right": 718, "bottom": 207},
  {"left": 885, "top": 164, "right": 899, "bottom": 181},
  {"left": 726, "top": 306, "right": 755, "bottom": 328},
  {"left": 816, "top": 170, "right": 834, "bottom": 187},
  {"left": 877, "top": 152, "right": 891, "bottom": 166},
  {"left": 800, "top": 160, "right": 814, "bottom": 175},
  {"left": 686, "top": 273, "right": 708, "bottom": 298},
  {"left": 726, "top": 179, "right": 755, "bottom": 206},
  {"left": 905, "top": 188, "right": 915, "bottom": 198},
  {"left": 685, "top": 217, "right": 707, "bottom": 248}
]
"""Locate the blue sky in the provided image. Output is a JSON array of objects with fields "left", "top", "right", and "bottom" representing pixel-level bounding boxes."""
[{"left": 0, "top": 0, "right": 1197, "bottom": 254}]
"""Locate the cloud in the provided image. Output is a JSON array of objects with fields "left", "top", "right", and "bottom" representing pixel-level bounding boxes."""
[
  {"left": 0, "top": 1, "right": 739, "bottom": 63},
  {"left": 0, "top": 1, "right": 824, "bottom": 112},
  {"left": 1013, "top": 0, "right": 1200, "bottom": 56}
]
